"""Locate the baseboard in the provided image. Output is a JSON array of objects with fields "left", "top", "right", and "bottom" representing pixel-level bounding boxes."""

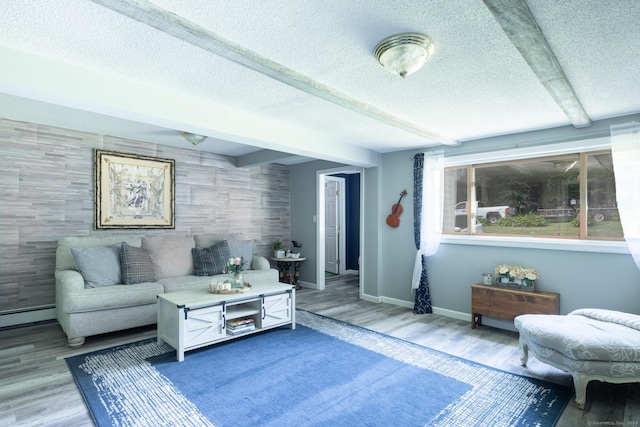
[
  {"left": 431, "top": 307, "right": 470, "bottom": 322},
  {"left": 0, "top": 307, "right": 56, "bottom": 328},
  {"left": 360, "top": 293, "right": 382, "bottom": 303},
  {"left": 377, "top": 297, "right": 471, "bottom": 322},
  {"left": 380, "top": 296, "right": 413, "bottom": 308},
  {"left": 297, "top": 280, "right": 317, "bottom": 290}
]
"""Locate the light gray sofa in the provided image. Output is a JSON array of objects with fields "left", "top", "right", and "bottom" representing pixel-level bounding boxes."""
[{"left": 55, "top": 233, "right": 278, "bottom": 347}]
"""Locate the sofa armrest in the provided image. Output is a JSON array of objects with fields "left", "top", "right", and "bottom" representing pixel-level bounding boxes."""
[
  {"left": 55, "top": 269, "right": 86, "bottom": 294},
  {"left": 251, "top": 256, "right": 270, "bottom": 270}
]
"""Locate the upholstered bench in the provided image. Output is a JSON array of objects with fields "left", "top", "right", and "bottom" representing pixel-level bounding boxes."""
[{"left": 514, "top": 308, "right": 640, "bottom": 409}]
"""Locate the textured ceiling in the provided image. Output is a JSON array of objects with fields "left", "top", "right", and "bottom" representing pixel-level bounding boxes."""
[{"left": 0, "top": 0, "right": 638, "bottom": 166}]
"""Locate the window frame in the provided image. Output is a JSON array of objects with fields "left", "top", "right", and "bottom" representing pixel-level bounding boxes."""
[{"left": 441, "top": 137, "right": 628, "bottom": 254}]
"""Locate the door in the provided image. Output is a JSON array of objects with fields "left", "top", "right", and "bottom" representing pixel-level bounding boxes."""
[
  {"left": 324, "top": 180, "right": 339, "bottom": 274},
  {"left": 184, "top": 305, "right": 225, "bottom": 347},
  {"left": 262, "top": 293, "right": 292, "bottom": 328}
]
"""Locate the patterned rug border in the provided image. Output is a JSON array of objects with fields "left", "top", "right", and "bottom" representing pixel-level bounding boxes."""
[{"left": 66, "top": 309, "right": 571, "bottom": 427}]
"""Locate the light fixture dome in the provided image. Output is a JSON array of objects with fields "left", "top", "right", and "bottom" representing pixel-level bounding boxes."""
[
  {"left": 179, "top": 131, "right": 208, "bottom": 145},
  {"left": 374, "top": 33, "right": 434, "bottom": 78}
]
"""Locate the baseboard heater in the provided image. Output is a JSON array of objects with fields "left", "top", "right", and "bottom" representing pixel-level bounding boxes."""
[{"left": 0, "top": 305, "right": 56, "bottom": 329}]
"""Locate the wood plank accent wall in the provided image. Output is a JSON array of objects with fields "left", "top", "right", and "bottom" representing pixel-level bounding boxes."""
[{"left": 0, "top": 118, "right": 290, "bottom": 315}]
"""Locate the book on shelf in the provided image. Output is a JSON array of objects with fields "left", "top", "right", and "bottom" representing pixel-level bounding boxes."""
[
  {"left": 227, "top": 317, "right": 255, "bottom": 328},
  {"left": 226, "top": 317, "right": 255, "bottom": 335},
  {"left": 227, "top": 324, "right": 255, "bottom": 336}
]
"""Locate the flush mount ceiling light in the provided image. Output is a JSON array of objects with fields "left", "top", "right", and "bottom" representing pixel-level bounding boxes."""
[
  {"left": 374, "top": 33, "right": 435, "bottom": 78},
  {"left": 179, "top": 131, "right": 208, "bottom": 145}
]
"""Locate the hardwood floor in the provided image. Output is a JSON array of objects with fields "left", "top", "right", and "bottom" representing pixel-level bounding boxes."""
[{"left": 1, "top": 275, "right": 638, "bottom": 426}]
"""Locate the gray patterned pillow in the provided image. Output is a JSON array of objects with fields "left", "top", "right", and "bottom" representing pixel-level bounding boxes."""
[
  {"left": 120, "top": 243, "right": 155, "bottom": 284},
  {"left": 70, "top": 244, "right": 122, "bottom": 288},
  {"left": 192, "top": 240, "right": 230, "bottom": 276}
]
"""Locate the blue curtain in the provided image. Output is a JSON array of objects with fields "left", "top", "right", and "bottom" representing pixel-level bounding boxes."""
[{"left": 413, "top": 153, "right": 432, "bottom": 314}]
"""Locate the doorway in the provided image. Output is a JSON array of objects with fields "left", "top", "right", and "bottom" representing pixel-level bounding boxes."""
[{"left": 317, "top": 167, "right": 363, "bottom": 292}]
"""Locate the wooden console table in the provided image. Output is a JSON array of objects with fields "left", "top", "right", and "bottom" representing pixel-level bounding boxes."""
[{"left": 471, "top": 284, "right": 559, "bottom": 329}]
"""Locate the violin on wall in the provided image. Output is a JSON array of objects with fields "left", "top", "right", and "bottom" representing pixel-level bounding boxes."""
[{"left": 386, "top": 190, "right": 407, "bottom": 228}]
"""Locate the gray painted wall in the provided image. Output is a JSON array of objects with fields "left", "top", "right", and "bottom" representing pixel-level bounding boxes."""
[
  {"left": 0, "top": 118, "right": 290, "bottom": 317},
  {"left": 361, "top": 166, "right": 380, "bottom": 297},
  {"left": 289, "top": 160, "right": 346, "bottom": 284},
  {"left": 285, "top": 115, "right": 640, "bottom": 323},
  {"left": 375, "top": 116, "right": 640, "bottom": 320},
  {"left": 427, "top": 243, "right": 640, "bottom": 316}
]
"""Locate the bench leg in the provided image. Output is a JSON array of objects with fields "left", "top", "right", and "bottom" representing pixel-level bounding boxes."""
[
  {"left": 519, "top": 340, "right": 529, "bottom": 366},
  {"left": 573, "top": 373, "right": 588, "bottom": 409},
  {"left": 67, "top": 336, "right": 85, "bottom": 347}
]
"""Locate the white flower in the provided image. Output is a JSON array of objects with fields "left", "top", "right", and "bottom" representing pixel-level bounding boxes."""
[
  {"left": 494, "top": 264, "right": 539, "bottom": 281},
  {"left": 495, "top": 264, "right": 511, "bottom": 276}
]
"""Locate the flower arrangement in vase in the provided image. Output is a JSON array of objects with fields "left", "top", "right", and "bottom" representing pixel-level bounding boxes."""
[
  {"left": 494, "top": 264, "right": 539, "bottom": 290},
  {"left": 226, "top": 256, "right": 245, "bottom": 288}
]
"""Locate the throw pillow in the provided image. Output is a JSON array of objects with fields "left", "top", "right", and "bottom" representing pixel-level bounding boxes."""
[
  {"left": 142, "top": 234, "right": 196, "bottom": 279},
  {"left": 192, "top": 240, "right": 231, "bottom": 276},
  {"left": 120, "top": 243, "right": 155, "bottom": 285},
  {"left": 70, "top": 244, "right": 122, "bottom": 288},
  {"left": 227, "top": 239, "right": 255, "bottom": 270},
  {"left": 194, "top": 233, "right": 242, "bottom": 249}
]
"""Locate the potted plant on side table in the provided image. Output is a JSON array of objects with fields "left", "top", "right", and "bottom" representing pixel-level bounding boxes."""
[{"left": 272, "top": 239, "right": 285, "bottom": 258}]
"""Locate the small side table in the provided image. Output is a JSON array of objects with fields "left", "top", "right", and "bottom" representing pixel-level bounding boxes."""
[{"left": 270, "top": 257, "right": 306, "bottom": 290}]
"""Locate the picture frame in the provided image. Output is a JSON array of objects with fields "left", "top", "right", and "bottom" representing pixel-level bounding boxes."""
[{"left": 95, "top": 149, "right": 175, "bottom": 229}]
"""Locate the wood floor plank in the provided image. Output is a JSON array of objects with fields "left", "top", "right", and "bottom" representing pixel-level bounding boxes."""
[{"left": 0, "top": 274, "right": 637, "bottom": 426}]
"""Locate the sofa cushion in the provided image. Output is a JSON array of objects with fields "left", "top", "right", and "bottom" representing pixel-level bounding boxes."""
[
  {"left": 227, "top": 239, "right": 255, "bottom": 271},
  {"left": 61, "top": 282, "right": 163, "bottom": 313},
  {"left": 142, "top": 234, "right": 195, "bottom": 279},
  {"left": 120, "top": 243, "right": 155, "bottom": 285},
  {"left": 158, "top": 275, "right": 213, "bottom": 293},
  {"left": 70, "top": 244, "right": 122, "bottom": 288},
  {"left": 194, "top": 233, "right": 242, "bottom": 249},
  {"left": 57, "top": 235, "right": 142, "bottom": 271},
  {"left": 570, "top": 308, "right": 640, "bottom": 332},
  {"left": 192, "top": 240, "right": 231, "bottom": 276}
]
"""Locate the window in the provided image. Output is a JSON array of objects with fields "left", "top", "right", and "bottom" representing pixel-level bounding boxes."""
[
  {"left": 444, "top": 150, "right": 622, "bottom": 240},
  {"left": 585, "top": 152, "right": 621, "bottom": 238}
]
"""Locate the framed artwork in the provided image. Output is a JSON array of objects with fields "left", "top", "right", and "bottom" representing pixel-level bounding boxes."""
[{"left": 95, "top": 149, "right": 175, "bottom": 229}]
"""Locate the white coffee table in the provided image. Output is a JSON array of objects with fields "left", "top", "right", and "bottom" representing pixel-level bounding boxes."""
[{"left": 157, "top": 282, "right": 295, "bottom": 361}]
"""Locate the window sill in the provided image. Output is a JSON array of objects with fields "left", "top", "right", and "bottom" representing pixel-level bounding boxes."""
[{"left": 442, "top": 234, "right": 629, "bottom": 254}]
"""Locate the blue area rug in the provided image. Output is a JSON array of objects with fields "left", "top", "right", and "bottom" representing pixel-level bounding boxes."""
[{"left": 66, "top": 310, "right": 571, "bottom": 426}]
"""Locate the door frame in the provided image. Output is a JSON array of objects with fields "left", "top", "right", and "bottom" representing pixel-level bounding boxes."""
[{"left": 316, "top": 166, "right": 364, "bottom": 293}]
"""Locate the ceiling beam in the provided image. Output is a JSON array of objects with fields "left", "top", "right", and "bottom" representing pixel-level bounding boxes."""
[
  {"left": 89, "top": 0, "right": 459, "bottom": 146},
  {"left": 0, "top": 45, "right": 381, "bottom": 167},
  {"left": 236, "top": 150, "right": 307, "bottom": 168},
  {"left": 483, "top": 0, "right": 591, "bottom": 128}
]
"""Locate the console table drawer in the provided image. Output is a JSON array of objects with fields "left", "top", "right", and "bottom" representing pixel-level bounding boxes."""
[{"left": 471, "top": 284, "right": 559, "bottom": 329}]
